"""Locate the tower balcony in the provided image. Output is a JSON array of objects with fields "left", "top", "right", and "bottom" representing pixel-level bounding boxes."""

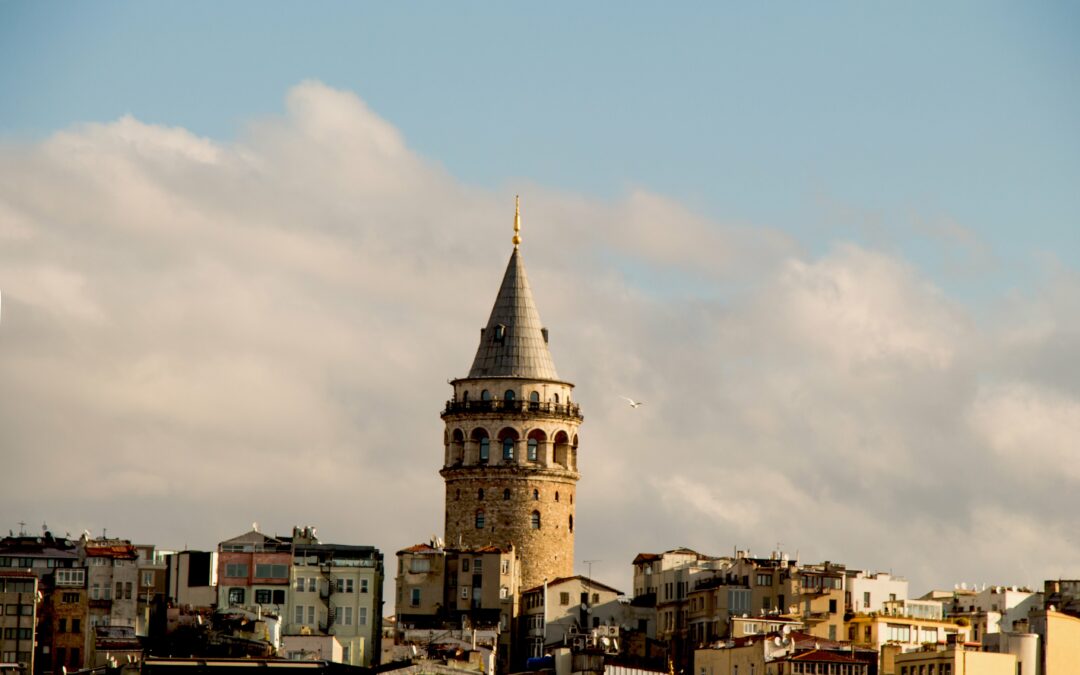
[{"left": 442, "top": 399, "right": 583, "bottom": 421}]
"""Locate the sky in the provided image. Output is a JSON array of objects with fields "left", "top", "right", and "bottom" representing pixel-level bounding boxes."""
[{"left": 1, "top": 3, "right": 1079, "bottom": 605}]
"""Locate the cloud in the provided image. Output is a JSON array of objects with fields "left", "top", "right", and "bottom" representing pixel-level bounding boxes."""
[{"left": 1, "top": 81, "right": 1077, "bottom": 602}]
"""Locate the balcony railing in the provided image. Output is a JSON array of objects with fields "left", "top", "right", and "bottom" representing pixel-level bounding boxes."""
[{"left": 442, "top": 399, "right": 582, "bottom": 419}]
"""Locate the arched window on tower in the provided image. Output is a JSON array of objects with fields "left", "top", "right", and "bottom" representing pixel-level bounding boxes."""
[
  {"left": 502, "top": 437, "right": 514, "bottom": 461},
  {"left": 527, "top": 438, "right": 538, "bottom": 462},
  {"left": 479, "top": 437, "right": 490, "bottom": 463},
  {"left": 481, "top": 390, "right": 492, "bottom": 401},
  {"left": 531, "top": 511, "right": 541, "bottom": 529},
  {"left": 533, "top": 489, "right": 539, "bottom": 501},
  {"left": 553, "top": 393, "right": 560, "bottom": 404},
  {"left": 504, "top": 389, "right": 515, "bottom": 401},
  {"left": 503, "top": 488, "right": 511, "bottom": 500},
  {"left": 462, "top": 391, "right": 469, "bottom": 403},
  {"left": 529, "top": 391, "right": 540, "bottom": 411},
  {"left": 475, "top": 510, "right": 485, "bottom": 530}
]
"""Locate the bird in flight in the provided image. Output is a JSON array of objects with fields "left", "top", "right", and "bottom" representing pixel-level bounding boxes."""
[{"left": 620, "top": 396, "right": 644, "bottom": 408}]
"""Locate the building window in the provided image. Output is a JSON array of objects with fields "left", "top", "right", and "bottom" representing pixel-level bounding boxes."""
[
  {"left": 504, "top": 389, "right": 515, "bottom": 400},
  {"left": 341, "top": 607, "right": 353, "bottom": 625},
  {"left": 228, "top": 588, "right": 245, "bottom": 604},
  {"left": 533, "top": 489, "right": 539, "bottom": 500},
  {"left": 474, "top": 559, "right": 483, "bottom": 573},
  {"left": 479, "top": 438, "right": 490, "bottom": 462},
  {"left": 531, "top": 511, "right": 541, "bottom": 529},
  {"left": 72, "top": 619, "right": 80, "bottom": 633},
  {"left": 410, "top": 588, "right": 421, "bottom": 607},
  {"left": 225, "top": 563, "right": 248, "bottom": 577},
  {"left": 461, "top": 586, "right": 470, "bottom": 599},
  {"left": 255, "top": 563, "right": 288, "bottom": 578},
  {"left": 308, "top": 577, "right": 317, "bottom": 592},
  {"left": 527, "top": 438, "right": 538, "bottom": 461},
  {"left": 307, "top": 606, "right": 315, "bottom": 624},
  {"left": 462, "top": 391, "right": 469, "bottom": 403},
  {"left": 295, "top": 605, "right": 305, "bottom": 624},
  {"left": 462, "top": 559, "right": 470, "bottom": 572},
  {"left": 142, "top": 571, "right": 154, "bottom": 587},
  {"left": 56, "top": 569, "right": 85, "bottom": 586},
  {"left": 863, "top": 591, "right": 871, "bottom": 608},
  {"left": 125, "top": 581, "right": 133, "bottom": 599},
  {"left": 478, "top": 488, "right": 485, "bottom": 500},
  {"left": 569, "top": 515, "right": 573, "bottom": 532},
  {"left": 336, "top": 578, "right": 354, "bottom": 593},
  {"left": 503, "top": 488, "right": 511, "bottom": 500},
  {"left": 62, "top": 592, "right": 79, "bottom": 603},
  {"left": 481, "top": 390, "right": 491, "bottom": 401},
  {"left": 560, "top": 592, "right": 570, "bottom": 606},
  {"left": 359, "top": 607, "right": 368, "bottom": 625},
  {"left": 295, "top": 577, "right": 306, "bottom": 591},
  {"left": 116, "top": 582, "right": 123, "bottom": 599},
  {"left": 501, "top": 560, "right": 510, "bottom": 575},
  {"left": 360, "top": 578, "right": 369, "bottom": 593},
  {"left": 555, "top": 491, "right": 559, "bottom": 501},
  {"left": 58, "top": 618, "right": 67, "bottom": 632},
  {"left": 503, "top": 438, "right": 514, "bottom": 461},
  {"left": 475, "top": 510, "right": 485, "bottom": 529}
]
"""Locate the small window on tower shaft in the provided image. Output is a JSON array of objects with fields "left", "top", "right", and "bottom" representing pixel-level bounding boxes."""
[
  {"left": 531, "top": 511, "right": 541, "bottom": 529},
  {"left": 475, "top": 510, "right": 485, "bottom": 530},
  {"left": 533, "top": 489, "right": 539, "bottom": 501},
  {"left": 555, "top": 491, "right": 559, "bottom": 501},
  {"left": 493, "top": 324, "right": 505, "bottom": 341},
  {"left": 504, "top": 389, "right": 515, "bottom": 401},
  {"left": 478, "top": 488, "right": 484, "bottom": 500},
  {"left": 503, "top": 488, "right": 511, "bottom": 500},
  {"left": 462, "top": 391, "right": 469, "bottom": 403}
]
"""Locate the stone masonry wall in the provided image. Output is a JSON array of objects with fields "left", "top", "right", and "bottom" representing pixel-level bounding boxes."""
[{"left": 444, "top": 468, "right": 576, "bottom": 592}]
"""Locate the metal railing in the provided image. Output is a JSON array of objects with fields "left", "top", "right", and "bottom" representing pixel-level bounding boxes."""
[{"left": 442, "top": 399, "right": 582, "bottom": 419}]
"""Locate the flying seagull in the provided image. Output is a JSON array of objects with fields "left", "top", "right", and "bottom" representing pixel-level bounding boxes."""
[{"left": 620, "top": 396, "right": 644, "bottom": 408}]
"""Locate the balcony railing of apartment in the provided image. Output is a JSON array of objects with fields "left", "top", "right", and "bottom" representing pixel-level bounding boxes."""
[{"left": 442, "top": 399, "right": 583, "bottom": 420}]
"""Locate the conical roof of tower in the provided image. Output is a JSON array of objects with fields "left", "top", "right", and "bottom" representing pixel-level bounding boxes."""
[{"left": 468, "top": 248, "right": 560, "bottom": 380}]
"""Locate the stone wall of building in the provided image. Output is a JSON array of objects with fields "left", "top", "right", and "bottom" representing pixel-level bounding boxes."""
[{"left": 443, "top": 467, "right": 575, "bottom": 591}]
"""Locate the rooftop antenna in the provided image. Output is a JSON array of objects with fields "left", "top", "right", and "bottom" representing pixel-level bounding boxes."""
[{"left": 17, "top": 521, "right": 26, "bottom": 536}]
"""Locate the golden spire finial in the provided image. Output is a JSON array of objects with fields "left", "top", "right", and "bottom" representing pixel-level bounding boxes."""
[{"left": 512, "top": 195, "right": 522, "bottom": 248}]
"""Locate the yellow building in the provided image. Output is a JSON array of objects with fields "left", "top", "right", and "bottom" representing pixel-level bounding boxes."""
[
  {"left": 846, "top": 614, "right": 970, "bottom": 674},
  {"left": 1039, "top": 609, "right": 1080, "bottom": 675},
  {"left": 894, "top": 642, "right": 1015, "bottom": 675}
]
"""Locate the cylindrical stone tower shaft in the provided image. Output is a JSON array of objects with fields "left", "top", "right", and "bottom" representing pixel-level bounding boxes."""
[{"left": 440, "top": 201, "right": 582, "bottom": 591}]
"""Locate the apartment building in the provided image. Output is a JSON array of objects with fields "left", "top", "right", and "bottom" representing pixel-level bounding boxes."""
[
  {"left": 0, "top": 572, "right": 37, "bottom": 674},
  {"left": 216, "top": 529, "right": 291, "bottom": 612},
  {"left": 394, "top": 541, "right": 519, "bottom": 672},
  {"left": 286, "top": 527, "right": 384, "bottom": 667}
]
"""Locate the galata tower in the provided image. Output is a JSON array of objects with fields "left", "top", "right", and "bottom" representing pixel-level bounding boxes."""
[{"left": 440, "top": 197, "right": 582, "bottom": 591}]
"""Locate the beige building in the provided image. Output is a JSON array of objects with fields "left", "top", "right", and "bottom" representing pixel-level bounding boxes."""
[
  {"left": 395, "top": 541, "right": 520, "bottom": 672},
  {"left": 440, "top": 200, "right": 582, "bottom": 594},
  {"left": 1029, "top": 608, "right": 1080, "bottom": 675},
  {"left": 0, "top": 572, "right": 37, "bottom": 673},
  {"left": 519, "top": 576, "right": 626, "bottom": 655},
  {"left": 895, "top": 641, "right": 1016, "bottom": 675},
  {"left": 846, "top": 614, "right": 971, "bottom": 673},
  {"left": 79, "top": 536, "right": 140, "bottom": 631},
  {"left": 695, "top": 631, "right": 874, "bottom": 675},
  {"left": 287, "top": 527, "right": 384, "bottom": 667}
]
